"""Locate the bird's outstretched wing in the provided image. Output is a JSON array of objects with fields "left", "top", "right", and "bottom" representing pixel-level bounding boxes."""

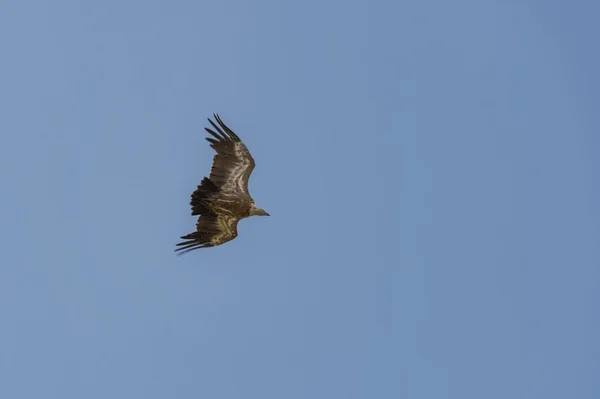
[
  {"left": 204, "top": 114, "right": 256, "bottom": 196},
  {"left": 175, "top": 213, "right": 240, "bottom": 255}
]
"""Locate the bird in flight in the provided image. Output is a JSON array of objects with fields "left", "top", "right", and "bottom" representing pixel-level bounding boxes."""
[{"left": 176, "top": 114, "right": 269, "bottom": 254}]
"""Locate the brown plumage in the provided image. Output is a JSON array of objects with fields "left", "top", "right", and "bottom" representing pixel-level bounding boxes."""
[{"left": 176, "top": 114, "right": 269, "bottom": 254}]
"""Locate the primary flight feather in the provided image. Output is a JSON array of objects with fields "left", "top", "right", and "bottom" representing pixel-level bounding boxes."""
[{"left": 176, "top": 114, "right": 269, "bottom": 255}]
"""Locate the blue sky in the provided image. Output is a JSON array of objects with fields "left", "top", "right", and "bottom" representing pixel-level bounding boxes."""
[{"left": 1, "top": 0, "right": 598, "bottom": 398}]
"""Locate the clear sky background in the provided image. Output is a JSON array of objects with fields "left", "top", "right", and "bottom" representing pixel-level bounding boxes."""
[{"left": 1, "top": 1, "right": 598, "bottom": 398}]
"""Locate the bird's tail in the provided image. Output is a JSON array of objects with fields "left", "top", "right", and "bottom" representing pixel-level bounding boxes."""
[{"left": 190, "top": 177, "right": 218, "bottom": 215}]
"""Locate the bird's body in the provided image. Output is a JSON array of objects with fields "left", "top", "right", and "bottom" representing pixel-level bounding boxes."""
[{"left": 176, "top": 114, "right": 269, "bottom": 254}]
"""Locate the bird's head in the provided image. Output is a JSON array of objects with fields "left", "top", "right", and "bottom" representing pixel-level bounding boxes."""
[{"left": 249, "top": 204, "right": 270, "bottom": 217}]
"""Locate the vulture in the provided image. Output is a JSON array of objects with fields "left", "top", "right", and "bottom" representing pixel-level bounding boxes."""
[{"left": 176, "top": 114, "right": 269, "bottom": 254}]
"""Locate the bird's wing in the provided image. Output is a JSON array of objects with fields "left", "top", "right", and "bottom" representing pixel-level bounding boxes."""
[
  {"left": 204, "top": 114, "right": 256, "bottom": 196},
  {"left": 175, "top": 213, "right": 240, "bottom": 254}
]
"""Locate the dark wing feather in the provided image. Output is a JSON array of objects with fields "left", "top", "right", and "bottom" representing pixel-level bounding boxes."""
[
  {"left": 204, "top": 114, "right": 255, "bottom": 195},
  {"left": 175, "top": 213, "right": 240, "bottom": 254}
]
